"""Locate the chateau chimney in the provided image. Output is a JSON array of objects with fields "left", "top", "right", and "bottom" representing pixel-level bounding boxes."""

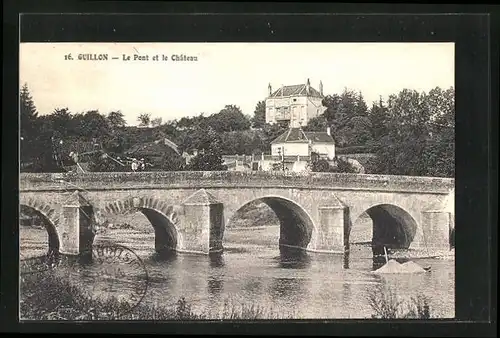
[
  {"left": 306, "top": 78, "right": 310, "bottom": 94},
  {"left": 268, "top": 83, "right": 272, "bottom": 96},
  {"left": 319, "top": 80, "right": 323, "bottom": 96},
  {"left": 327, "top": 126, "right": 331, "bottom": 136},
  {"left": 281, "top": 84, "right": 284, "bottom": 97}
]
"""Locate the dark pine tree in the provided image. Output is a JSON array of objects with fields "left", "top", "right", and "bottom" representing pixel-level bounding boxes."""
[
  {"left": 369, "top": 97, "right": 390, "bottom": 141},
  {"left": 251, "top": 100, "right": 266, "bottom": 129}
]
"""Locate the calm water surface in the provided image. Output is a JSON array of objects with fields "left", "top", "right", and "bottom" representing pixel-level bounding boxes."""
[{"left": 21, "top": 226, "right": 455, "bottom": 319}]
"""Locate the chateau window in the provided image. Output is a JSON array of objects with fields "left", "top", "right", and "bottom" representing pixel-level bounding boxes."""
[{"left": 293, "top": 98, "right": 297, "bottom": 102}]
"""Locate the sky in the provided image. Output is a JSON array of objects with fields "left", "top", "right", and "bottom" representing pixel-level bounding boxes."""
[{"left": 20, "top": 42, "right": 454, "bottom": 126}]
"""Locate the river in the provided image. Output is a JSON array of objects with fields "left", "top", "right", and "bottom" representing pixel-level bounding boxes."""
[{"left": 20, "top": 224, "right": 455, "bottom": 319}]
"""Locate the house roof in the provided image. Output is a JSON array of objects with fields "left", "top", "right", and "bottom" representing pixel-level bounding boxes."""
[
  {"left": 156, "top": 137, "right": 180, "bottom": 155},
  {"left": 271, "top": 128, "right": 334, "bottom": 144},
  {"left": 303, "top": 131, "right": 335, "bottom": 143},
  {"left": 59, "top": 137, "right": 102, "bottom": 155},
  {"left": 125, "top": 141, "right": 179, "bottom": 157},
  {"left": 269, "top": 83, "right": 323, "bottom": 98}
]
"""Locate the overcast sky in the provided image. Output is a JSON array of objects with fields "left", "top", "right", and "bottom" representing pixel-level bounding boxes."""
[{"left": 20, "top": 42, "right": 454, "bottom": 126}]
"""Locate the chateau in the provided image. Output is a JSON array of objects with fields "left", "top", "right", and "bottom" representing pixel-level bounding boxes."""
[{"left": 265, "top": 79, "right": 327, "bottom": 128}]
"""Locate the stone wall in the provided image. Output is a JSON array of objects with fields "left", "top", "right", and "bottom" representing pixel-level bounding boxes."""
[{"left": 20, "top": 171, "right": 454, "bottom": 194}]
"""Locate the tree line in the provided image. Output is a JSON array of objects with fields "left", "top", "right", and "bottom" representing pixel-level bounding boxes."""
[
  {"left": 302, "top": 87, "right": 454, "bottom": 177},
  {"left": 20, "top": 83, "right": 454, "bottom": 177}
]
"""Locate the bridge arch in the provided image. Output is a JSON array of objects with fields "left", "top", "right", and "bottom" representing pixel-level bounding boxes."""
[
  {"left": 226, "top": 195, "right": 316, "bottom": 249},
  {"left": 98, "top": 197, "right": 183, "bottom": 254},
  {"left": 350, "top": 203, "right": 418, "bottom": 251},
  {"left": 19, "top": 196, "right": 60, "bottom": 256}
]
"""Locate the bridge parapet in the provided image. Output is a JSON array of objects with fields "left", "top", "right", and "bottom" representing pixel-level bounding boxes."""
[{"left": 20, "top": 171, "right": 454, "bottom": 194}]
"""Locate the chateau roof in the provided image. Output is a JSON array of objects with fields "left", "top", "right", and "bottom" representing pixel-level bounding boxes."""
[
  {"left": 269, "top": 83, "right": 323, "bottom": 98},
  {"left": 271, "top": 128, "right": 334, "bottom": 144}
]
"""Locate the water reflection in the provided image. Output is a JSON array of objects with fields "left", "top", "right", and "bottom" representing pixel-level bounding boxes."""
[
  {"left": 269, "top": 277, "right": 307, "bottom": 303},
  {"left": 207, "top": 277, "right": 224, "bottom": 296},
  {"left": 150, "top": 250, "right": 177, "bottom": 263},
  {"left": 242, "top": 277, "right": 263, "bottom": 295},
  {"left": 209, "top": 252, "right": 225, "bottom": 268},
  {"left": 343, "top": 250, "right": 350, "bottom": 269},
  {"left": 278, "top": 245, "right": 311, "bottom": 269},
  {"left": 342, "top": 283, "right": 352, "bottom": 308},
  {"left": 372, "top": 255, "right": 387, "bottom": 271},
  {"left": 20, "top": 227, "right": 455, "bottom": 319}
]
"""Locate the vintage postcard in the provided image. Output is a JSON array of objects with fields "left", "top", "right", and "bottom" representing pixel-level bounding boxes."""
[{"left": 19, "top": 42, "right": 455, "bottom": 321}]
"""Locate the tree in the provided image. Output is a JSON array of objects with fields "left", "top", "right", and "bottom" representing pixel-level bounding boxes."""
[
  {"left": 103, "top": 130, "right": 129, "bottom": 154},
  {"left": 20, "top": 84, "right": 39, "bottom": 141},
  {"left": 303, "top": 116, "right": 328, "bottom": 132},
  {"left": 342, "top": 115, "right": 373, "bottom": 146},
  {"left": 79, "top": 110, "right": 111, "bottom": 139},
  {"left": 355, "top": 91, "right": 369, "bottom": 117},
  {"left": 371, "top": 87, "right": 455, "bottom": 177},
  {"left": 209, "top": 105, "right": 251, "bottom": 132},
  {"left": 151, "top": 117, "right": 163, "bottom": 127},
  {"left": 107, "top": 111, "right": 126, "bottom": 128},
  {"left": 185, "top": 127, "right": 228, "bottom": 171},
  {"left": 422, "top": 86, "right": 455, "bottom": 177},
  {"left": 372, "top": 89, "right": 429, "bottom": 176},
  {"left": 159, "top": 153, "right": 185, "bottom": 171},
  {"left": 369, "top": 97, "right": 389, "bottom": 141},
  {"left": 20, "top": 84, "right": 41, "bottom": 165},
  {"left": 310, "top": 158, "right": 331, "bottom": 172},
  {"left": 50, "top": 108, "right": 73, "bottom": 137},
  {"left": 251, "top": 100, "right": 266, "bottom": 129},
  {"left": 261, "top": 123, "right": 287, "bottom": 149},
  {"left": 321, "top": 88, "right": 368, "bottom": 147},
  {"left": 137, "top": 113, "right": 151, "bottom": 127}
]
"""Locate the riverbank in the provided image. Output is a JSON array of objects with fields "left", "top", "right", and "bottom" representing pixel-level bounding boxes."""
[
  {"left": 20, "top": 265, "right": 437, "bottom": 320},
  {"left": 20, "top": 269, "right": 297, "bottom": 320}
]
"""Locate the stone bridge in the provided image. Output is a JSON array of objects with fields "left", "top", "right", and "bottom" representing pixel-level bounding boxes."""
[{"left": 19, "top": 171, "right": 455, "bottom": 256}]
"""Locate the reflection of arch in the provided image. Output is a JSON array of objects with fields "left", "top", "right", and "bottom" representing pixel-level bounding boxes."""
[
  {"left": 100, "top": 197, "right": 182, "bottom": 253},
  {"left": 227, "top": 196, "right": 316, "bottom": 249},
  {"left": 351, "top": 204, "right": 418, "bottom": 250},
  {"left": 19, "top": 198, "right": 60, "bottom": 255}
]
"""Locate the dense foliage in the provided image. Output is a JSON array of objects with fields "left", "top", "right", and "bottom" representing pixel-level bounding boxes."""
[
  {"left": 304, "top": 87, "right": 454, "bottom": 177},
  {"left": 20, "top": 83, "right": 454, "bottom": 177}
]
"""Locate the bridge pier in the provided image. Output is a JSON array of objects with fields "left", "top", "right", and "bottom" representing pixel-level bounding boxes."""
[
  {"left": 179, "top": 189, "right": 224, "bottom": 254},
  {"left": 59, "top": 191, "right": 96, "bottom": 256},
  {"left": 311, "top": 203, "right": 349, "bottom": 253},
  {"left": 421, "top": 210, "right": 452, "bottom": 252}
]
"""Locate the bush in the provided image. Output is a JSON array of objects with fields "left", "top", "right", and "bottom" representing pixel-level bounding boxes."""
[
  {"left": 333, "top": 157, "right": 359, "bottom": 173},
  {"left": 367, "top": 285, "right": 431, "bottom": 319}
]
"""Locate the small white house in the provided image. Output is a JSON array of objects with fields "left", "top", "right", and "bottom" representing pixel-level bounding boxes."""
[{"left": 270, "top": 127, "right": 335, "bottom": 161}]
